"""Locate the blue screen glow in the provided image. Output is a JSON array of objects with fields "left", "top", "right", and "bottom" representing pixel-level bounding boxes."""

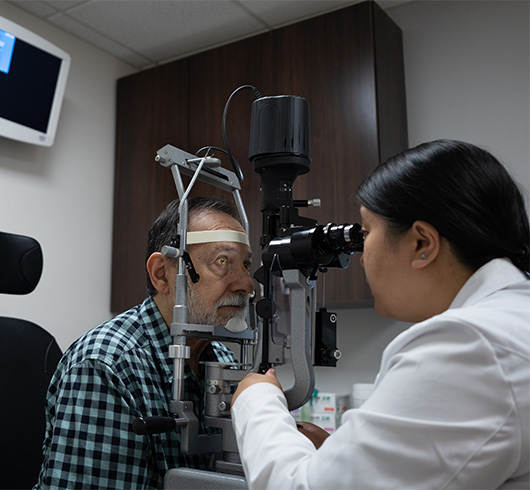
[{"left": 0, "top": 29, "right": 16, "bottom": 74}]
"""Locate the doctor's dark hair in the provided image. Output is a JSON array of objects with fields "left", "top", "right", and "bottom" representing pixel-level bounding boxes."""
[
  {"left": 357, "top": 139, "right": 530, "bottom": 274},
  {"left": 145, "top": 196, "right": 240, "bottom": 296}
]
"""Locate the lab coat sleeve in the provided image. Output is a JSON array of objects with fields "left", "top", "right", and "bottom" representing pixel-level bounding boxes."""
[
  {"left": 231, "top": 320, "right": 520, "bottom": 490},
  {"left": 231, "top": 382, "right": 318, "bottom": 489}
]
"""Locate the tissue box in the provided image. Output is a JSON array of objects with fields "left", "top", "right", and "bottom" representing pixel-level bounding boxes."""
[
  {"left": 290, "top": 407, "right": 301, "bottom": 421},
  {"left": 309, "top": 413, "right": 341, "bottom": 433},
  {"left": 311, "top": 392, "right": 351, "bottom": 414},
  {"left": 352, "top": 383, "right": 375, "bottom": 408}
]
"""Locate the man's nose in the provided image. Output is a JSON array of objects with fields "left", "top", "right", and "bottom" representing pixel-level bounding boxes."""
[
  {"left": 230, "top": 265, "right": 254, "bottom": 294},
  {"left": 360, "top": 253, "right": 365, "bottom": 268}
]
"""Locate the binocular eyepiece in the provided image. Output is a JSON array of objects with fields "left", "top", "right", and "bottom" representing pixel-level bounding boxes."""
[
  {"left": 265, "top": 222, "right": 364, "bottom": 275},
  {"left": 320, "top": 222, "right": 364, "bottom": 253}
]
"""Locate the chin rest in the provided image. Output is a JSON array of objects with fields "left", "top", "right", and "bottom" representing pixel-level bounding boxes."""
[{"left": 0, "top": 231, "right": 43, "bottom": 294}]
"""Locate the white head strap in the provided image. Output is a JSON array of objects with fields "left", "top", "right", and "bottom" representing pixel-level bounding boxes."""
[{"left": 186, "top": 230, "right": 250, "bottom": 247}]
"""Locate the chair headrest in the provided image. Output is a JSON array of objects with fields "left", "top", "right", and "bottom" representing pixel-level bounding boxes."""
[{"left": 0, "top": 232, "right": 43, "bottom": 294}]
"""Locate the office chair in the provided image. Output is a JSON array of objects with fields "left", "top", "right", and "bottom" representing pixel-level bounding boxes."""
[{"left": 0, "top": 231, "right": 62, "bottom": 489}]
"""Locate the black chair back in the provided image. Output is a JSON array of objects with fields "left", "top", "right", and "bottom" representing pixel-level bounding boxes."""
[{"left": 0, "top": 232, "right": 62, "bottom": 489}]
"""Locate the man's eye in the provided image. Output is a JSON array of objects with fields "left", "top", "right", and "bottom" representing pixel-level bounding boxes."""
[
  {"left": 244, "top": 261, "right": 252, "bottom": 271},
  {"left": 216, "top": 256, "right": 228, "bottom": 266}
]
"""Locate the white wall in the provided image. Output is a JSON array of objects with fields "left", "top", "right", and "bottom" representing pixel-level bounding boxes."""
[
  {"left": 0, "top": 3, "right": 136, "bottom": 351},
  {"left": 0, "top": 1, "right": 528, "bottom": 393},
  {"left": 278, "top": 0, "right": 530, "bottom": 394},
  {"left": 388, "top": 0, "right": 530, "bottom": 194}
]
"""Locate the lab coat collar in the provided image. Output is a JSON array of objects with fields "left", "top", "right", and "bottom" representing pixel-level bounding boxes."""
[{"left": 449, "top": 258, "right": 528, "bottom": 310}]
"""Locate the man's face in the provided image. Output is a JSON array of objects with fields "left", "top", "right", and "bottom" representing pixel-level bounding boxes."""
[{"left": 180, "top": 210, "right": 254, "bottom": 326}]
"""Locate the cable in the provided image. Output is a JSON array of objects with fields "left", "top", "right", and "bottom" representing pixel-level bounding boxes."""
[
  {"left": 195, "top": 146, "right": 229, "bottom": 158},
  {"left": 222, "top": 85, "right": 263, "bottom": 182}
]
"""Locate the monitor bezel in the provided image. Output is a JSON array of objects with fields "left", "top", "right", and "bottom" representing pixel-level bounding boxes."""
[{"left": 0, "top": 15, "right": 70, "bottom": 147}]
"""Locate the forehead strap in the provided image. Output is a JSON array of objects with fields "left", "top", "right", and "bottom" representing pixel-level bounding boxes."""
[{"left": 186, "top": 230, "right": 250, "bottom": 247}]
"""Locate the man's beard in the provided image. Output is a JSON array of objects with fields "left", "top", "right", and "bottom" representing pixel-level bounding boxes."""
[{"left": 187, "top": 286, "right": 249, "bottom": 326}]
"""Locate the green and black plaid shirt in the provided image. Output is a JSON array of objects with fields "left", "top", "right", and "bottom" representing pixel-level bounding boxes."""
[{"left": 35, "top": 296, "right": 236, "bottom": 489}]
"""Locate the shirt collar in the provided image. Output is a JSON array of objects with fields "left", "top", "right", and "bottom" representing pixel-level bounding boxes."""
[
  {"left": 139, "top": 296, "right": 174, "bottom": 382},
  {"left": 449, "top": 258, "right": 528, "bottom": 310}
]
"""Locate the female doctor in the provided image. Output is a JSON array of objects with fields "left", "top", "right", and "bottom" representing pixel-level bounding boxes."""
[{"left": 231, "top": 140, "right": 530, "bottom": 489}]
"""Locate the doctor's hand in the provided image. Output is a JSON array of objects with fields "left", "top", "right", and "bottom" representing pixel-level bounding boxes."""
[
  {"left": 230, "top": 369, "right": 330, "bottom": 449},
  {"left": 231, "top": 368, "right": 282, "bottom": 412}
]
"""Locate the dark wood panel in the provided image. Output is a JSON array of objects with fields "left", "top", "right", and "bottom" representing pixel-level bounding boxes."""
[
  {"left": 111, "top": 60, "right": 189, "bottom": 312},
  {"left": 373, "top": 1, "right": 409, "bottom": 163},
  {"left": 271, "top": 1, "right": 382, "bottom": 305},
  {"left": 111, "top": 0, "right": 408, "bottom": 311},
  {"left": 186, "top": 32, "right": 277, "bottom": 266}
]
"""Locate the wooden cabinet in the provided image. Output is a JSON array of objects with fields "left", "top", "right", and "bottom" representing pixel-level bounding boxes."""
[{"left": 111, "top": 1, "right": 407, "bottom": 312}]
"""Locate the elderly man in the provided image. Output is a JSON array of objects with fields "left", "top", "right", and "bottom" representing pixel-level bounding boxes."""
[{"left": 35, "top": 197, "right": 254, "bottom": 489}]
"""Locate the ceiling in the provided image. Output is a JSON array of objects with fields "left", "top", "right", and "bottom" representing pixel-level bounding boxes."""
[{"left": 5, "top": 0, "right": 412, "bottom": 70}]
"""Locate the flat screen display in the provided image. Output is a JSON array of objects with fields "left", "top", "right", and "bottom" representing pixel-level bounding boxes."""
[{"left": 0, "top": 16, "right": 70, "bottom": 146}]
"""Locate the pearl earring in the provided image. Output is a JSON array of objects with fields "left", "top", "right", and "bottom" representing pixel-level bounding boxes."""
[{"left": 420, "top": 253, "right": 428, "bottom": 260}]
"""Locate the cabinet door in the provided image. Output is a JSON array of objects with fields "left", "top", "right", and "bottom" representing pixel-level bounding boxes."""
[
  {"left": 270, "top": 1, "right": 382, "bottom": 306},
  {"left": 186, "top": 31, "right": 277, "bottom": 264},
  {"left": 111, "top": 1, "right": 407, "bottom": 312},
  {"left": 112, "top": 60, "right": 189, "bottom": 311}
]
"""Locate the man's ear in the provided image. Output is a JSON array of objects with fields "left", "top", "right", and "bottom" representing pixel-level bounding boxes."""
[
  {"left": 146, "top": 252, "right": 171, "bottom": 294},
  {"left": 410, "top": 220, "right": 440, "bottom": 269}
]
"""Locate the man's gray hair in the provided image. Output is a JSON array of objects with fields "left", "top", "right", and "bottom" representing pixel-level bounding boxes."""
[{"left": 145, "top": 196, "right": 240, "bottom": 296}]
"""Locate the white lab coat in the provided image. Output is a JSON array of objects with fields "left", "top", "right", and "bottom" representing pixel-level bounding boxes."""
[{"left": 232, "top": 258, "right": 530, "bottom": 489}]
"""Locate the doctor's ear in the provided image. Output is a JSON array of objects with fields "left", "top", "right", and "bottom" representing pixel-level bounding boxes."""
[
  {"left": 410, "top": 221, "right": 440, "bottom": 269},
  {"left": 146, "top": 252, "right": 173, "bottom": 294}
]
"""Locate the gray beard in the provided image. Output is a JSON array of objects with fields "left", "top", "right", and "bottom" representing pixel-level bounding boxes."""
[{"left": 187, "top": 286, "right": 249, "bottom": 326}]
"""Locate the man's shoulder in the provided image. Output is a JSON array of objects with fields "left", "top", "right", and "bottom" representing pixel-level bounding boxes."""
[{"left": 64, "top": 303, "right": 151, "bottom": 367}]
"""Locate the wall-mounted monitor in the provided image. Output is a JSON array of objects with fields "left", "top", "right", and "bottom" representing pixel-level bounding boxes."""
[{"left": 0, "top": 15, "right": 70, "bottom": 147}]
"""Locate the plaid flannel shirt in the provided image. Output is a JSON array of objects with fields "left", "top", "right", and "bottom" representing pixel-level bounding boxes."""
[{"left": 34, "top": 296, "right": 236, "bottom": 489}]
